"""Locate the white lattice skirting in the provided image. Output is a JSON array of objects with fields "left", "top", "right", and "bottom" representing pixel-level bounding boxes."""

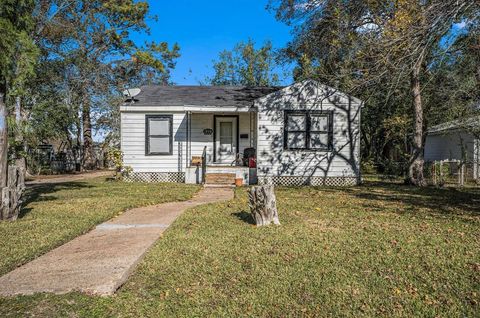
[
  {"left": 124, "top": 172, "right": 185, "bottom": 183},
  {"left": 258, "top": 176, "right": 358, "bottom": 187}
]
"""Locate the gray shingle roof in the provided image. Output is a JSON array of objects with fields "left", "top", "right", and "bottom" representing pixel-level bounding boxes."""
[
  {"left": 428, "top": 116, "right": 480, "bottom": 134},
  {"left": 124, "top": 85, "right": 284, "bottom": 107}
]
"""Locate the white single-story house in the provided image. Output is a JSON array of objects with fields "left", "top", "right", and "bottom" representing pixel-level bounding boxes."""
[
  {"left": 425, "top": 117, "right": 480, "bottom": 180},
  {"left": 120, "top": 80, "right": 362, "bottom": 186}
]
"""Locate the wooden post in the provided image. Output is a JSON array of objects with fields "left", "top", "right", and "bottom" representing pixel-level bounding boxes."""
[
  {"left": 248, "top": 185, "right": 280, "bottom": 226},
  {"left": 432, "top": 163, "right": 436, "bottom": 186},
  {"left": 459, "top": 162, "right": 462, "bottom": 186},
  {"left": 440, "top": 160, "right": 443, "bottom": 185}
]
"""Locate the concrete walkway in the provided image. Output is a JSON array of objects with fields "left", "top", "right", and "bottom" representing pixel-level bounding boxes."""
[{"left": 0, "top": 187, "right": 233, "bottom": 296}]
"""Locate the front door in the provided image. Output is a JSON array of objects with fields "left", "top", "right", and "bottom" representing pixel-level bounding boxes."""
[{"left": 214, "top": 116, "right": 238, "bottom": 163}]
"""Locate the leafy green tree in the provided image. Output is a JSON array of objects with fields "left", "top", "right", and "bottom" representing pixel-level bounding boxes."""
[
  {"left": 0, "top": 0, "right": 38, "bottom": 188},
  {"left": 208, "top": 40, "right": 280, "bottom": 86},
  {"left": 33, "top": 0, "right": 180, "bottom": 169}
]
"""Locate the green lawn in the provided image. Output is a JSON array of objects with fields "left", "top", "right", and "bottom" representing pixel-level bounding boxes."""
[
  {"left": 0, "top": 178, "right": 200, "bottom": 276},
  {"left": 1, "top": 181, "right": 479, "bottom": 317}
]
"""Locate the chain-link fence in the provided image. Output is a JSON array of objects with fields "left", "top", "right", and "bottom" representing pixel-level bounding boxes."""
[
  {"left": 28, "top": 145, "right": 108, "bottom": 175},
  {"left": 363, "top": 160, "right": 479, "bottom": 186}
]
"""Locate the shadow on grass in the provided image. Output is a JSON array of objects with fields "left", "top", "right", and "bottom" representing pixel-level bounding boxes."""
[
  {"left": 340, "top": 181, "right": 480, "bottom": 219},
  {"left": 232, "top": 211, "right": 256, "bottom": 225},
  {"left": 20, "top": 182, "right": 94, "bottom": 219}
]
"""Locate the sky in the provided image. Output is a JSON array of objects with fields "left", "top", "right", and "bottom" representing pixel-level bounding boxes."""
[{"left": 135, "top": 0, "right": 294, "bottom": 85}]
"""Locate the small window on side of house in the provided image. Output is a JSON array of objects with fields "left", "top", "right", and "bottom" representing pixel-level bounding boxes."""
[{"left": 146, "top": 115, "right": 173, "bottom": 155}]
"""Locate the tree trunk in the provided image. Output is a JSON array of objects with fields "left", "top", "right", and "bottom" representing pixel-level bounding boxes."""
[
  {"left": 248, "top": 185, "right": 280, "bottom": 226},
  {"left": 407, "top": 59, "right": 427, "bottom": 186},
  {"left": 14, "top": 96, "right": 27, "bottom": 173},
  {"left": 476, "top": 67, "right": 480, "bottom": 87},
  {"left": 0, "top": 86, "right": 8, "bottom": 189},
  {"left": 0, "top": 85, "right": 10, "bottom": 220},
  {"left": 1, "top": 165, "right": 25, "bottom": 220},
  {"left": 81, "top": 96, "right": 96, "bottom": 170}
]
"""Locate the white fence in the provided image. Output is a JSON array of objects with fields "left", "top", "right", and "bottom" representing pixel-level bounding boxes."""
[{"left": 427, "top": 160, "right": 479, "bottom": 186}]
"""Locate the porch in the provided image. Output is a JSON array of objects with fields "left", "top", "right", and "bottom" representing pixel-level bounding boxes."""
[{"left": 184, "top": 111, "right": 258, "bottom": 185}]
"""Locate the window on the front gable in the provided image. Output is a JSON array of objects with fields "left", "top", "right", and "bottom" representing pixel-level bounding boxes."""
[{"left": 284, "top": 111, "right": 333, "bottom": 151}]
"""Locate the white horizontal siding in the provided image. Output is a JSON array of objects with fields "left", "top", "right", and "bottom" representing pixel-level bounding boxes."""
[
  {"left": 256, "top": 81, "right": 361, "bottom": 178},
  {"left": 121, "top": 112, "right": 187, "bottom": 173},
  {"left": 120, "top": 80, "right": 361, "bottom": 179},
  {"left": 121, "top": 111, "right": 256, "bottom": 172},
  {"left": 425, "top": 131, "right": 475, "bottom": 162},
  {"left": 189, "top": 113, "right": 214, "bottom": 163}
]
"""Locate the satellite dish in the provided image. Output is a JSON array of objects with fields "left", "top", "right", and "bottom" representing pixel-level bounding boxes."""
[{"left": 122, "top": 88, "right": 141, "bottom": 98}]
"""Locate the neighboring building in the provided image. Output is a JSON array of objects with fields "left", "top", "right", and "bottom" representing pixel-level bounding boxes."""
[
  {"left": 425, "top": 117, "right": 480, "bottom": 180},
  {"left": 120, "top": 80, "right": 362, "bottom": 186}
]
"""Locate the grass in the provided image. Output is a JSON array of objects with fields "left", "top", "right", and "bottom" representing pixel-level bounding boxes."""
[
  {"left": 0, "top": 178, "right": 200, "bottom": 276},
  {"left": 1, "top": 181, "right": 479, "bottom": 317}
]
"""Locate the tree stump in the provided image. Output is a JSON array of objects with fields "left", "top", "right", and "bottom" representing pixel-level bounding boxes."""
[
  {"left": 0, "top": 166, "right": 25, "bottom": 221},
  {"left": 248, "top": 185, "right": 280, "bottom": 226}
]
